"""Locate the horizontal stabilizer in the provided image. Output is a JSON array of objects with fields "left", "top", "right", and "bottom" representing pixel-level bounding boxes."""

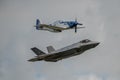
[
  {"left": 47, "top": 46, "right": 55, "bottom": 53},
  {"left": 31, "top": 47, "right": 45, "bottom": 55},
  {"left": 28, "top": 57, "right": 41, "bottom": 62}
]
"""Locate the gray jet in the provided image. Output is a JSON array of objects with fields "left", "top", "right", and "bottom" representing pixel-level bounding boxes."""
[{"left": 28, "top": 39, "right": 99, "bottom": 62}]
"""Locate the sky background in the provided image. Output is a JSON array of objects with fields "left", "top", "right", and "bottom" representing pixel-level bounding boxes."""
[{"left": 0, "top": 0, "right": 120, "bottom": 80}]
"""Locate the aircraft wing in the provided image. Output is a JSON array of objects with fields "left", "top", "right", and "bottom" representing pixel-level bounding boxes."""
[
  {"left": 76, "top": 27, "right": 85, "bottom": 29},
  {"left": 45, "top": 48, "right": 77, "bottom": 61},
  {"left": 66, "top": 26, "right": 85, "bottom": 30},
  {"left": 41, "top": 24, "right": 66, "bottom": 31}
]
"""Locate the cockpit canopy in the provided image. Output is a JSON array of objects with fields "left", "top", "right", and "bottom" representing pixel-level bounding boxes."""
[
  {"left": 80, "top": 39, "right": 91, "bottom": 43},
  {"left": 50, "top": 20, "right": 69, "bottom": 28}
]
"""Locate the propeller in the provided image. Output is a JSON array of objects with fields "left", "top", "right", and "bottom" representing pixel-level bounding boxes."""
[
  {"left": 74, "top": 18, "right": 83, "bottom": 33},
  {"left": 75, "top": 25, "right": 77, "bottom": 33},
  {"left": 75, "top": 18, "right": 77, "bottom": 23},
  {"left": 75, "top": 18, "right": 77, "bottom": 33}
]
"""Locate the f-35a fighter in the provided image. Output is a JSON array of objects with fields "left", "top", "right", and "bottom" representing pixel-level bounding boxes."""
[{"left": 28, "top": 39, "right": 99, "bottom": 62}]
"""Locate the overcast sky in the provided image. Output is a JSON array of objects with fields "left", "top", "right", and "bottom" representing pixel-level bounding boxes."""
[{"left": 0, "top": 0, "right": 120, "bottom": 80}]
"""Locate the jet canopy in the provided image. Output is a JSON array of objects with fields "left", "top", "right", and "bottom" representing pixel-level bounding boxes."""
[{"left": 80, "top": 39, "right": 91, "bottom": 43}]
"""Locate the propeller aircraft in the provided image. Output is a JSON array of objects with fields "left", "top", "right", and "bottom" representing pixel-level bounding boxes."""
[{"left": 34, "top": 19, "right": 84, "bottom": 33}]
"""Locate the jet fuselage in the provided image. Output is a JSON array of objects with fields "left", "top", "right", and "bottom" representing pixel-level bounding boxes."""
[{"left": 28, "top": 39, "right": 99, "bottom": 62}]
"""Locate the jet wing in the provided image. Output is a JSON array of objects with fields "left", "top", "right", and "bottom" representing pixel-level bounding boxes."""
[{"left": 44, "top": 48, "right": 77, "bottom": 61}]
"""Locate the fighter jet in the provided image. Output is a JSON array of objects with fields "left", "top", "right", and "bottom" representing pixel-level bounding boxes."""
[
  {"left": 28, "top": 39, "right": 99, "bottom": 62},
  {"left": 35, "top": 19, "right": 84, "bottom": 33}
]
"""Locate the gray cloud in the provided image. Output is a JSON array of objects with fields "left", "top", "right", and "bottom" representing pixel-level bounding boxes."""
[{"left": 0, "top": 0, "right": 120, "bottom": 80}]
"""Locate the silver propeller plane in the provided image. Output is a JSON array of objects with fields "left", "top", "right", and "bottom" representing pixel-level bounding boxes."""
[
  {"left": 35, "top": 19, "right": 84, "bottom": 33},
  {"left": 28, "top": 39, "right": 99, "bottom": 62}
]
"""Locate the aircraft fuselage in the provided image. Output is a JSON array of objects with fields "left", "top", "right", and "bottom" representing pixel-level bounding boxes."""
[{"left": 28, "top": 39, "right": 99, "bottom": 62}]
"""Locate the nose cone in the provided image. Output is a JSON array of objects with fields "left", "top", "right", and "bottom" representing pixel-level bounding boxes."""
[
  {"left": 79, "top": 39, "right": 100, "bottom": 51},
  {"left": 95, "top": 42, "right": 100, "bottom": 46},
  {"left": 85, "top": 42, "right": 100, "bottom": 49},
  {"left": 92, "top": 42, "right": 100, "bottom": 48}
]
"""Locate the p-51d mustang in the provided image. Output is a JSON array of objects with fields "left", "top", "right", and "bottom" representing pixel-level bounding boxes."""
[
  {"left": 34, "top": 19, "right": 84, "bottom": 33},
  {"left": 28, "top": 39, "right": 99, "bottom": 62}
]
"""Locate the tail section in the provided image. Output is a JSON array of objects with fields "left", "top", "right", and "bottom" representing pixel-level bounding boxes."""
[
  {"left": 47, "top": 46, "right": 55, "bottom": 53},
  {"left": 31, "top": 47, "right": 46, "bottom": 55},
  {"left": 35, "top": 19, "right": 41, "bottom": 30}
]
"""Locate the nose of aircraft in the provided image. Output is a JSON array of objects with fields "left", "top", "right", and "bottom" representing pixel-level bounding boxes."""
[
  {"left": 94, "top": 42, "right": 100, "bottom": 47},
  {"left": 87, "top": 42, "right": 100, "bottom": 48}
]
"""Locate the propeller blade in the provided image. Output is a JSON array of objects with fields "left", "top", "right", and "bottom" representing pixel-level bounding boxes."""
[
  {"left": 77, "top": 23, "right": 83, "bottom": 25},
  {"left": 75, "top": 25, "right": 77, "bottom": 33},
  {"left": 75, "top": 18, "right": 77, "bottom": 23}
]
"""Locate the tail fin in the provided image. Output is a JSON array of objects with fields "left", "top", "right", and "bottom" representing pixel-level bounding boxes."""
[
  {"left": 47, "top": 46, "right": 55, "bottom": 53},
  {"left": 31, "top": 47, "right": 45, "bottom": 55},
  {"left": 36, "top": 19, "right": 40, "bottom": 30}
]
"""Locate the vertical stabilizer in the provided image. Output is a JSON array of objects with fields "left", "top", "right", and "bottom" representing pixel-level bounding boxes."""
[
  {"left": 47, "top": 46, "right": 55, "bottom": 53},
  {"left": 31, "top": 47, "right": 45, "bottom": 55},
  {"left": 36, "top": 19, "right": 40, "bottom": 30}
]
